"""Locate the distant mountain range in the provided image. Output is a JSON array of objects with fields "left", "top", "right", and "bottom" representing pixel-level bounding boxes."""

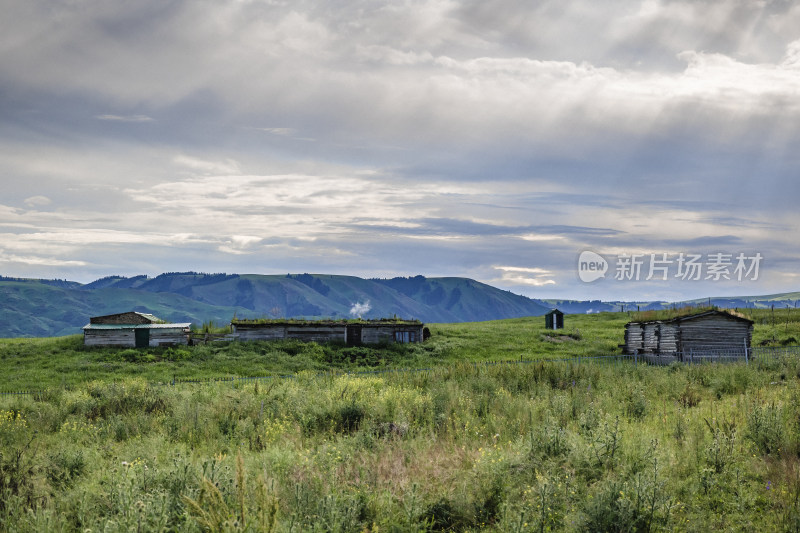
[
  {"left": 539, "top": 293, "right": 800, "bottom": 314},
  {"left": 1, "top": 272, "right": 798, "bottom": 338},
  {"left": 0, "top": 273, "right": 551, "bottom": 337}
]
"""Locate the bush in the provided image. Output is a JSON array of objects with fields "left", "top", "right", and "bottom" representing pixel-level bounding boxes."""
[
  {"left": 624, "top": 388, "right": 648, "bottom": 420},
  {"left": 422, "top": 497, "right": 471, "bottom": 531},
  {"left": 0, "top": 438, "right": 41, "bottom": 516},
  {"left": 746, "top": 401, "right": 787, "bottom": 455},
  {"left": 530, "top": 422, "right": 571, "bottom": 459},
  {"left": 711, "top": 366, "right": 752, "bottom": 399},
  {"left": 336, "top": 403, "right": 365, "bottom": 433},
  {"left": 46, "top": 448, "right": 86, "bottom": 488},
  {"left": 678, "top": 382, "right": 702, "bottom": 408},
  {"left": 81, "top": 380, "right": 171, "bottom": 420},
  {"left": 580, "top": 460, "right": 673, "bottom": 533}
]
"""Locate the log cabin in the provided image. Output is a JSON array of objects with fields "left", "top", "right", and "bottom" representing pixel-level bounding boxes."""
[
  {"left": 230, "top": 318, "right": 424, "bottom": 345},
  {"left": 623, "top": 309, "right": 753, "bottom": 361},
  {"left": 83, "top": 311, "right": 191, "bottom": 347}
]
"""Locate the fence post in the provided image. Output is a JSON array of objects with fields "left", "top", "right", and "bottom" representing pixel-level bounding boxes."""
[{"left": 744, "top": 339, "right": 749, "bottom": 365}]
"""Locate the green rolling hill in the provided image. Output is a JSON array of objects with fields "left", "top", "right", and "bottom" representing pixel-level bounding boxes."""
[
  {"left": 5, "top": 272, "right": 794, "bottom": 338},
  {"left": 0, "top": 273, "right": 551, "bottom": 337}
]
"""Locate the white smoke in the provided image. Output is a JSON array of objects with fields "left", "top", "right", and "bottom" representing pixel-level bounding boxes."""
[{"left": 349, "top": 301, "right": 371, "bottom": 318}]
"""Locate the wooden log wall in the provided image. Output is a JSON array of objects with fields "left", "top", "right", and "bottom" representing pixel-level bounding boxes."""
[
  {"left": 624, "top": 323, "right": 643, "bottom": 354},
  {"left": 643, "top": 323, "right": 659, "bottom": 353},
  {"left": 231, "top": 324, "right": 423, "bottom": 344},
  {"left": 657, "top": 323, "right": 678, "bottom": 353},
  {"left": 679, "top": 315, "right": 752, "bottom": 353},
  {"left": 624, "top": 313, "right": 753, "bottom": 356}
]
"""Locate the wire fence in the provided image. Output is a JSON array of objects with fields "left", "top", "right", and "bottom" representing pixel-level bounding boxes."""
[{"left": 3, "top": 345, "right": 800, "bottom": 398}]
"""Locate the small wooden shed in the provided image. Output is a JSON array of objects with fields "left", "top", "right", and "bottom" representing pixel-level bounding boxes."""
[
  {"left": 83, "top": 311, "right": 191, "bottom": 348},
  {"left": 623, "top": 309, "right": 753, "bottom": 360},
  {"left": 230, "top": 318, "right": 424, "bottom": 345},
  {"left": 545, "top": 309, "right": 564, "bottom": 330}
]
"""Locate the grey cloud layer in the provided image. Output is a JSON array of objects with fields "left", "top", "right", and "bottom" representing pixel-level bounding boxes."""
[{"left": 0, "top": 0, "right": 798, "bottom": 300}]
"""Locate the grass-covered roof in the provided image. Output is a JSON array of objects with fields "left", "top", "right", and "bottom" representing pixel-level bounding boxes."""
[
  {"left": 230, "top": 317, "right": 423, "bottom": 326},
  {"left": 629, "top": 306, "right": 752, "bottom": 324}
]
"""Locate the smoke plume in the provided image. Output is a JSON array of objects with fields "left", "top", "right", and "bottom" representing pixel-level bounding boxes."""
[{"left": 349, "top": 301, "right": 371, "bottom": 318}]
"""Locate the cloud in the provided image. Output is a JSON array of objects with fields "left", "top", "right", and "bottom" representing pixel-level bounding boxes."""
[
  {"left": 0, "top": 0, "right": 798, "bottom": 300},
  {"left": 23, "top": 196, "right": 51, "bottom": 208},
  {"left": 217, "top": 235, "right": 264, "bottom": 255},
  {"left": 95, "top": 114, "right": 154, "bottom": 122},
  {"left": 494, "top": 266, "right": 557, "bottom": 287},
  {"left": 173, "top": 155, "right": 241, "bottom": 175},
  {"left": 0, "top": 253, "right": 88, "bottom": 267},
  {"left": 4, "top": 0, "right": 800, "bottom": 154}
]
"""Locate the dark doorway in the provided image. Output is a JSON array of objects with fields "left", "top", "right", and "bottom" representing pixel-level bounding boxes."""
[
  {"left": 135, "top": 328, "right": 150, "bottom": 348},
  {"left": 346, "top": 325, "right": 362, "bottom": 346}
]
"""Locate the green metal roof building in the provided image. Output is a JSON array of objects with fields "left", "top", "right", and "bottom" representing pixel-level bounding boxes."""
[{"left": 83, "top": 311, "right": 191, "bottom": 348}]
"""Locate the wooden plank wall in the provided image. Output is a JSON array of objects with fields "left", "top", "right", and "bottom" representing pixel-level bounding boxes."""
[
  {"left": 149, "top": 329, "right": 190, "bottom": 346},
  {"left": 285, "top": 327, "right": 345, "bottom": 343},
  {"left": 84, "top": 329, "right": 136, "bottom": 347},
  {"left": 361, "top": 325, "right": 424, "bottom": 344},
  {"left": 233, "top": 325, "right": 288, "bottom": 341},
  {"left": 84, "top": 328, "right": 189, "bottom": 346}
]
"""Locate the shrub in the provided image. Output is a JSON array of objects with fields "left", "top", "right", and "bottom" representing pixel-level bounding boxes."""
[
  {"left": 624, "top": 388, "right": 648, "bottom": 420},
  {"left": 711, "top": 366, "right": 752, "bottom": 399},
  {"left": 118, "top": 348, "right": 142, "bottom": 362},
  {"left": 336, "top": 403, "right": 365, "bottom": 433},
  {"left": 46, "top": 448, "right": 86, "bottom": 488},
  {"left": 83, "top": 380, "right": 171, "bottom": 419},
  {"left": 0, "top": 437, "right": 41, "bottom": 516},
  {"left": 530, "top": 421, "right": 571, "bottom": 459},
  {"left": 580, "top": 461, "right": 673, "bottom": 533},
  {"left": 678, "top": 382, "right": 702, "bottom": 408},
  {"left": 703, "top": 416, "right": 737, "bottom": 474},
  {"left": 422, "top": 497, "right": 470, "bottom": 531},
  {"left": 746, "top": 401, "right": 786, "bottom": 455}
]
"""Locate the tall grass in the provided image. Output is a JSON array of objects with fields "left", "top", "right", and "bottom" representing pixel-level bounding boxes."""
[{"left": 2, "top": 358, "right": 800, "bottom": 531}]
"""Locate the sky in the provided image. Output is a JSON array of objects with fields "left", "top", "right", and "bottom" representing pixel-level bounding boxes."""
[{"left": 1, "top": 0, "right": 799, "bottom": 301}]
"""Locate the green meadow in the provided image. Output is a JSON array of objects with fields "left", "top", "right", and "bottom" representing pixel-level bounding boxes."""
[
  {"left": 2, "top": 308, "right": 799, "bottom": 392},
  {"left": 2, "top": 309, "right": 800, "bottom": 531}
]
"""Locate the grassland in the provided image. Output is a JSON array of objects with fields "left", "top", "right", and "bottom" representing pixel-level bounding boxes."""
[
  {"left": 2, "top": 309, "right": 800, "bottom": 531},
  {"left": 0, "top": 313, "right": 629, "bottom": 392},
  {"left": 2, "top": 308, "right": 799, "bottom": 392}
]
